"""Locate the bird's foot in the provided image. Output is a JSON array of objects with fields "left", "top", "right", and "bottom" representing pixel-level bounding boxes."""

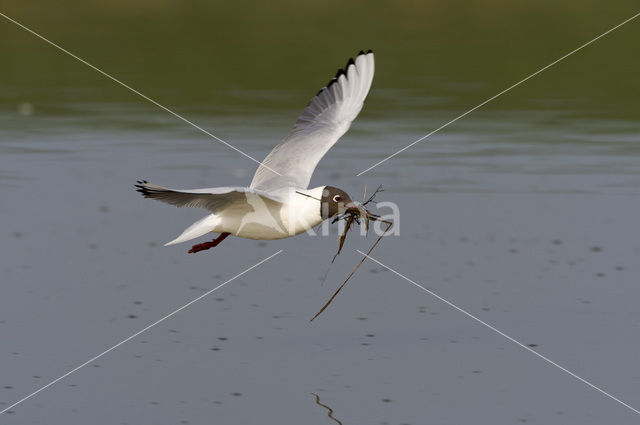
[
  {"left": 188, "top": 241, "right": 216, "bottom": 253},
  {"left": 188, "top": 232, "right": 231, "bottom": 254}
]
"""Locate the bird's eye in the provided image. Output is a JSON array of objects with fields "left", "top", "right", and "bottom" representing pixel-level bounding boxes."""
[{"left": 333, "top": 195, "right": 342, "bottom": 203}]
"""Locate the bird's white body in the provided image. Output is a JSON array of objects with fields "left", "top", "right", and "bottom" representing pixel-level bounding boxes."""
[
  {"left": 167, "top": 187, "right": 325, "bottom": 244},
  {"left": 136, "top": 51, "right": 375, "bottom": 247}
]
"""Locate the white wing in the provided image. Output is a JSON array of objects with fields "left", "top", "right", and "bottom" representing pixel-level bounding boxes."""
[
  {"left": 135, "top": 181, "right": 284, "bottom": 212},
  {"left": 250, "top": 50, "right": 375, "bottom": 190}
]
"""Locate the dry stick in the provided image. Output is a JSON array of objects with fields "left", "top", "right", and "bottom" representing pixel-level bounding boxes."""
[
  {"left": 321, "top": 212, "right": 366, "bottom": 284},
  {"left": 331, "top": 186, "right": 383, "bottom": 263},
  {"left": 310, "top": 218, "right": 393, "bottom": 322},
  {"left": 363, "top": 185, "right": 384, "bottom": 207},
  {"left": 322, "top": 212, "right": 358, "bottom": 284},
  {"left": 331, "top": 214, "right": 356, "bottom": 263},
  {"left": 296, "top": 189, "right": 359, "bottom": 284},
  {"left": 362, "top": 185, "right": 370, "bottom": 236}
]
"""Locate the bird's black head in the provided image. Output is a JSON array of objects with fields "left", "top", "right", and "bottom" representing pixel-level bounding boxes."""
[{"left": 320, "top": 186, "right": 356, "bottom": 219}]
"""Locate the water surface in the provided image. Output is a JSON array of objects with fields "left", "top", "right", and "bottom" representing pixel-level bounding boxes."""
[{"left": 2, "top": 2, "right": 640, "bottom": 424}]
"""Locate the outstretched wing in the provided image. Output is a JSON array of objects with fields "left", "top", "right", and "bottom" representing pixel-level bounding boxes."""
[
  {"left": 250, "top": 50, "right": 375, "bottom": 191},
  {"left": 135, "top": 180, "right": 284, "bottom": 213}
]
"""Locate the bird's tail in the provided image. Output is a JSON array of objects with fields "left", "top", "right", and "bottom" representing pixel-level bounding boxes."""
[{"left": 165, "top": 214, "right": 221, "bottom": 246}]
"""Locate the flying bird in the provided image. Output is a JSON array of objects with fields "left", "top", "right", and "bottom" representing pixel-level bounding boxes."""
[{"left": 136, "top": 50, "right": 375, "bottom": 253}]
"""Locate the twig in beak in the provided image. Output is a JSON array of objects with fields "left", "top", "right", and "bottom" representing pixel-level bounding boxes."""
[
  {"left": 363, "top": 206, "right": 371, "bottom": 237},
  {"left": 310, "top": 214, "right": 392, "bottom": 322},
  {"left": 331, "top": 213, "right": 356, "bottom": 263},
  {"left": 363, "top": 185, "right": 383, "bottom": 207}
]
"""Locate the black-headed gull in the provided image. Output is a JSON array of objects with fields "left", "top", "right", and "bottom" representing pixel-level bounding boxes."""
[{"left": 136, "top": 50, "right": 374, "bottom": 253}]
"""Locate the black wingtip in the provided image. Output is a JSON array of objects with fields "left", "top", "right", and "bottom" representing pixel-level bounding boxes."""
[
  {"left": 327, "top": 56, "right": 356, "bottom": 89},
  {"left": 135, "top": 180, "right": 151, "bottom": 197},
  {"left": 327, "top": 67, "right": 346, "bottom": 90},
  {"left": 315, "top": 50, "right": 373, "bottom": 97}
]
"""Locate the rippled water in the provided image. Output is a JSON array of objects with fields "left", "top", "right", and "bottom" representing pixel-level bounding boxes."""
[{"left": 2, "top": 2, "right": 640, "bottom": 424}]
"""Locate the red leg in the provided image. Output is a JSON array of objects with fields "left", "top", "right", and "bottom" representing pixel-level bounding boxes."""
[{"left": 188, "top": 232, "right": 231, "bottom": 254}]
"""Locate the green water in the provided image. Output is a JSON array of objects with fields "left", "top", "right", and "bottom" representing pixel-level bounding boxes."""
[{"left": 2, "top": 1, "right": 640, "bottom": 121}]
